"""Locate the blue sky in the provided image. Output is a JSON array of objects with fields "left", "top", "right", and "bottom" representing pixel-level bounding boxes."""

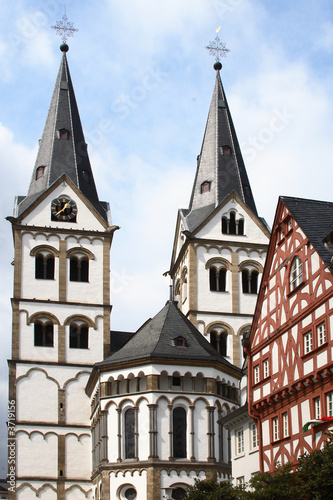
[{"left": 0, "top": 0, "right": 333, "bottom": 475}]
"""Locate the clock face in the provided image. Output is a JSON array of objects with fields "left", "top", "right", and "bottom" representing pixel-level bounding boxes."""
[{"left": 51, "top": 196, "right": 77, "bottom": 222}]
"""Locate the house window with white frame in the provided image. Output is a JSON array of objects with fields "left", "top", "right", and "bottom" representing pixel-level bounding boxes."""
[
  {"left": 304, "top": 331, "right": 313, "bottom": 354},
  {"left": 317, "top": 322, "right": 326, "bottom": 346},
  {"left": 327, "top": 392, "right": 333, "bottom": 417},
  {"left": 282, "top": 412, "right": 288, "bottom": 438},
  {"left": 250, "top": 422, "right": 259, "bottom": 450},
  {"left": 290, "top": 256, "right": 303, "bottom": 291},
  {"left": 263, "top": 359, "right": 269, "bottom": 379},
  {"left": 236, "top": 476, "right": 245, "bottom": 487},
  {"left": 254, "top": 365, "right": 260, "bottom": 384},
  {"left": 272, "top": 417, "right": 279, "bottom": 441},
  {"left": 235, "top": 429, "right": 244, "bottom": 455},
  {"left": 314, "top": 397, "right": 321, "bottom": 420}
]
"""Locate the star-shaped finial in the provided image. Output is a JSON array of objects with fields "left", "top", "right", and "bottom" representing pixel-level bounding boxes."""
[
  {"left": 51, "top": 7, "right": 78, "bottom": 44},
  {"left": 206, "top": 27, "right": 230, "bottom": 62}
]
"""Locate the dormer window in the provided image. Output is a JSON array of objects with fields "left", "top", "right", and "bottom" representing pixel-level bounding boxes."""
[
  {"left": 82, "top": 170, "right": 90, "bottom": 183},
  {"left": 221, "top": 145, "right": 231, "bottom": 155},
  {"left": 174, "top": 336, "right": 186, "bottom": 347},
  {"left": 58, "top": 128, "right": 69, "bottom": 140},
  {"left": 36, "top": 165, "right": 46, "bottom": 180},
  {"left": 201, "top": 181, "right": 211, "bottom": 194}
]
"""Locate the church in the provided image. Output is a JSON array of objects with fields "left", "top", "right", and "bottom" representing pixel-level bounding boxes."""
[{"left": 11, "top": 21, "right": 325, "bottom": 498}]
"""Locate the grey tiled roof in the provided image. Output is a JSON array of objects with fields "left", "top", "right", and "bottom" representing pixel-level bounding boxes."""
[
  {"left": 282, "top": 196, "right": 333, "bottom": 269},
  {"left": 188, "top": 69, "right": 257, "bottom": 218},
  {"left": 97, "top": 301, "right": 241, "bottom": 372},
  {"left": 17, "top": 52, "right": 108, "bottom": 222}
]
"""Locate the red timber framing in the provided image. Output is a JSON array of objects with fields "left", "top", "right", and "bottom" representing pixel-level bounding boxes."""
[{"left": 248, "top": 197, "right": 333, "bottom": 472}]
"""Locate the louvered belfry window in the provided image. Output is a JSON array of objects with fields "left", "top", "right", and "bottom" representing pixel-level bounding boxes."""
[
  {"left": 125, "top": 408, "right": 135, "bottom": 459},
  {"left": 173, "top": 407, "right": 186, "bottom": 458}
]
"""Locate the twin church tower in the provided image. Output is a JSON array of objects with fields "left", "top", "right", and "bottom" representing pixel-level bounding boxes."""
[{"left": 7, "top": 37, "right": 269, "bottom": 500}]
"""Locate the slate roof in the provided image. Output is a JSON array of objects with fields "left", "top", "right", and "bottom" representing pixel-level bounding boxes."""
[
  {"left": 17, "top": 49, "right": 108, "bottom": 222},
  {"left": 97, "top": 301, "right": 241, "bottom": 372},
  {"left": 282, "top": 196, "right": 333, "bottom": 269},
  {"left": 187, "top": 68, "right": 257, "bottom": 226}
]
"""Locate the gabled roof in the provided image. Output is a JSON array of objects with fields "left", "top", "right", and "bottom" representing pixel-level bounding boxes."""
[
  {"left": 17, "top": 47, "right": 108, "bottom": 222},
  {"left": 188, "top": 67, "right": 257, "bottom": 218},
  {"left": 97, "top": 301, "right": 241, "bottom": 372},
  {"left": 281, "top": 196, "right": 333, "bottom": 269}
]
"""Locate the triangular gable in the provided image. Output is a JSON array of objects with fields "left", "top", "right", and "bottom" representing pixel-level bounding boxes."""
[
  {"left": 14, "top": 174, "right": 113, "bottom": 230},
  {"left": 192, "top": 191, "right": 270, "bottom": 240}
]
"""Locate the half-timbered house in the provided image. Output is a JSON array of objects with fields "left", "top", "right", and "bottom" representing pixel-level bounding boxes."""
[{"left": 248, "top": 196, "right": 333, "bottom": 472}]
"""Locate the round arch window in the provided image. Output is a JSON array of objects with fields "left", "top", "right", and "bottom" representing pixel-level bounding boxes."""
[
  {"left": 172, "top": 487, "right": 187, "bottom": 500},
  {"left": 119, "top": 485, "right": 137, "bottom": 500},
  {"left": 125, "top": 488, "right": 136, "bottom": 500}
]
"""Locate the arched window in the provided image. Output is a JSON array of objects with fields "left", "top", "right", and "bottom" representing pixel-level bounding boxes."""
[
  {"left": 35, "top": 252, "right": 54, "bottom": 280},
  {"left": 125, "top": 408, "right": 136, "bottom": 459},
  {"left": 238, "top": 218, "right": 244, "bottom": 235},
  {"left": 181, "top": 269, "right": 187, "bottom": 304},
  {"left": 220, "top": 332, "right": 227, "bottom": 356},
  {"left": 172, "top": 487, "right": 187, "bottom": 500},
  {"left": 229, "top": 211, "right": 236, "bottom": 234},
  {"left": 173, "top": 407, "right": 186, "bottom": 458},
  {"left": 242, "top": 270, "right": 259, "bottom": 294},
  {"left": 209, "top": 266, "right": 226, "bottom": 292},
  {"left": 34, "top": 319, "right": 54, "bottom": 347},
  {"left": 221, "top": 211, "right": 244, "bottom": 235},
  {"left": 201, "top": 181, "right": 211, "bottom": 193},
  {"left": 36, "top": 165, "right": 46, "bottom": 180},
  {"left": 290, "top": 256, "right": 303, "bottom": 291},
  {"left": 70, "top": 255, "right": 89, "bottom": 282},
  {"left": 58, "top": 128, "right": 69, "bottom": 139},
  {"left": 210, "top": 330, "right": 227, "bottom": 356},
  {"left": 69, "top": 321, "right": 88, "bottom": 349},
  {"left": 221, "top": 145, "right": 231, "bottom": 155}
]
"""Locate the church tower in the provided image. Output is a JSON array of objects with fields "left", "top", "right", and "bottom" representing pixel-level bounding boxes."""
[
  {"left": 7, "top": 42, "right": 117, "bottom": 499},
  {"left": 169, "top": 57, "right": 270, "bottom": 368}
]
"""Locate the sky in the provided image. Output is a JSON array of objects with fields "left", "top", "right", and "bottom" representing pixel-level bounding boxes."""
[{"left": 0, "top": 0, "right": 333, "bottom": 476}]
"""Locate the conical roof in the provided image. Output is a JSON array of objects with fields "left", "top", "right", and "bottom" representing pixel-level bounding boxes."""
[
  {"left": 17, "top": 49, "right": 108, "bottom": 222},
  {"left": 185, "top": 67, "right": 257, "bottom": 230},
  {"left": 97, "top": 301, "right": 241, "bottom": 372}
]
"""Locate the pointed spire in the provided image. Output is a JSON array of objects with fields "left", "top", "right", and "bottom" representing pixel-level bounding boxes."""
[
  {"left": 188, "top": 64, "right": 258, "bottom": 216},
  {"left": 18, "top": 46, "right": 108, "bottom": 221}
]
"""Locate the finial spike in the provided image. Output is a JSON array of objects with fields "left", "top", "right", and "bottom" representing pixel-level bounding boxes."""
[
  {"left": 205, "top": 30, "right": 230, "bottom": 63},
  {"left": 51, "top": 7, "right": 78, "bottom": 45}
]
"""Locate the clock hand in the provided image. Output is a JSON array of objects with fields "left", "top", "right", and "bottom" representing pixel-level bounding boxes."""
[{"left": 55, "top": 202, "right": 69, "bottom": 216}]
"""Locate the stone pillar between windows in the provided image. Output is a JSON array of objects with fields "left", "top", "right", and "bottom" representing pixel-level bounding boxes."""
[
  {"left": 58, "top": 388, "right": 65, "bottom": 424},
  {"left": 102, "top": 469, "right": 110, "bottom": 500},
  {"left": 231, "top": 252, "right": 240, "bottom": 314},
  {"left": 168, "top": 404, "right": 173, "bottom": 461},
  {"left": 233, "top": 334, "right": 241, "bottom": 368},
  {"left": 188, "top": 243, "right": 198, "bottom": 325},
  {"left": 192, "top": 377, "right": 196, "bottom": 392},
  {"left": 189, "top": 405, "right": 195, "bottom": 461},
  {"left": 117, "top": 408, "right": 122, "bottom": 462},
  {"left": 59, "top": 239, "right": 67, "bottom": 302},
  {"left": 58, "top": 324, "right": 66, "bottom": 363},
  {"left": 206, "top": 378, "right": 215, "bottom": 394},
  {"left": 148, "top": 404, "right": 158, "bottom": 459},
  {"left": 147, "top": 374, "right": 159, "bottom": 391},
  {"left": 147, "top": 467, "right": 161, "bottom": 500},
  {"left": 11, "top": 301, "right": 20, "bottom": 359},
  {"left": 57, "top": 434, "right": 65, "bottom": 499},
  {"left": 207, "top": 406, "right": 216, "bottom": 462}
]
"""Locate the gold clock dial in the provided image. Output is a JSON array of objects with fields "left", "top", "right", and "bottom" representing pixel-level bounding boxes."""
[{"left": 51, "top": 196, "right": 77, "bottom": 222}]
